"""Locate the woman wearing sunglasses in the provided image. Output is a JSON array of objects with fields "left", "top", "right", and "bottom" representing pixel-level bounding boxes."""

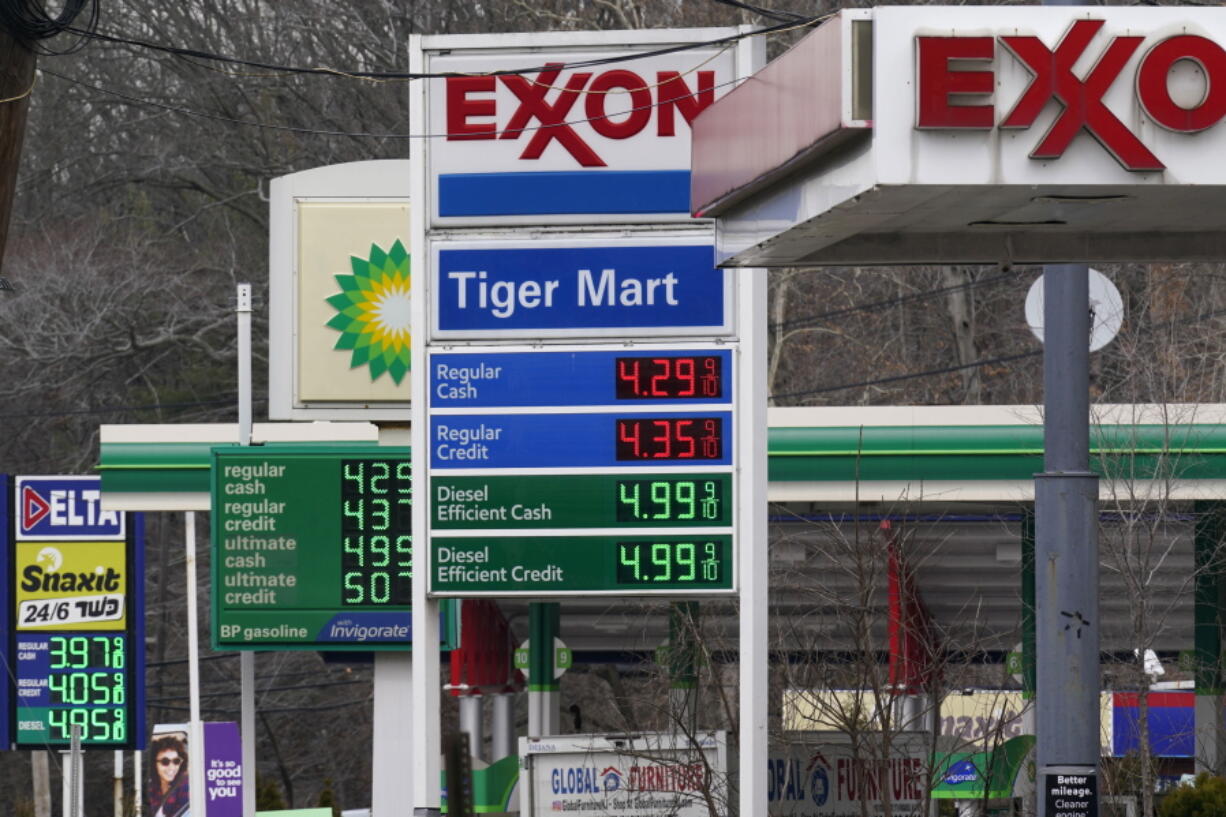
[{"left": 148, "top": 733, "right": 191, "bottom": 817}]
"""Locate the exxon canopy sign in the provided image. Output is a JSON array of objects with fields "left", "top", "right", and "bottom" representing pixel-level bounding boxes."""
[
  {"left": 420, "top": 29, "right": 746, "bottom": 225},
  {"left": 908, "top": 9, "right": 1226, "bottom": 174}
]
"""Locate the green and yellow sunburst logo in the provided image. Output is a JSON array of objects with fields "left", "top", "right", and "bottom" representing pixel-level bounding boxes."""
[{"left": 325, "top": 239, "right": 411, "bottom": 384}]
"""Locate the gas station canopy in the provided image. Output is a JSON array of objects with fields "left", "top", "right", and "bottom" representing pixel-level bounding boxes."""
[{"left": 692, "top": 7, "right": 1226, "bottom": 266}]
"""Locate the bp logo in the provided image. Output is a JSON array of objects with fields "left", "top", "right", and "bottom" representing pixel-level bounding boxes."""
[{"left": 325, "top": 239, "right": 411, "bottom": 384}]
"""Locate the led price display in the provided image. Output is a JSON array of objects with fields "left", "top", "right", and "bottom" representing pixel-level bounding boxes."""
[
  {"left": 46, "top": 635, "right": 127, "bottom": 738},
  {"left": 615, "top": 477, "right": 725, "bottom": 523},
  {"left": 615, "top": 355, "right": 723, "bottom": 400},
  {"left": 341, "top": 459, "right": 412, "bottom": 606},
  {"left": 615, "top": 417, "right": 723, "bottom": 461},
  {"left": 15, "top": 633, "right": 131, "bottom": 745},
  {"left": 211, "top": 447, "right": 462, "bottom": 651},
  {"left": 615, "top": 540, "right": 724, "bottom": 586}
]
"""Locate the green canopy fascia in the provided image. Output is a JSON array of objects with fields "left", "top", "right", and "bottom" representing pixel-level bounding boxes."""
[
  {"left": 98, "top": 419, "right": 1226, "bottom": 504},
  {"left": 769, "top": 424, "right": 1226, "bottom": 484}
]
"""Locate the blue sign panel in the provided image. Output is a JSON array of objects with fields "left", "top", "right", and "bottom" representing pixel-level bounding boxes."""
[
  {"left": 438, "top": 170, "right": 691, "bottom": 218},
  {"left": 16, "top": 476, "right": 126, "bottom": 541},
  {"left": 434, "top": 244, "right": 728, "bottom": 335},
  {"left": 431, "top": 349, "right": 733, "bottom": 408},
  {"left": 431, "top": 411, "right": 734, "bottom": 469}
]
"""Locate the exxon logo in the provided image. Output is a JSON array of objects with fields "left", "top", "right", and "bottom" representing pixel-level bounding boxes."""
[
  {"left": 446, "top": 65, "right": 716, "bottom": 167},
  {"left": 916, "top": 20, "right": 1226, "bottom": 171}
]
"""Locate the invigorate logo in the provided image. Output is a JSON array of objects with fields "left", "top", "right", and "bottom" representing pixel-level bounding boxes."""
[
  {"left": 943, "top": 760, "right": 981, "bottom": 786},
  {"left": 317, "top": 613, "right": 411, "bottom": 643}
]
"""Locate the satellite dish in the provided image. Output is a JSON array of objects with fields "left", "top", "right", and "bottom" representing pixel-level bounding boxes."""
[{"left": 1024, "top": 269, "right": 1124, "bottom": 352}]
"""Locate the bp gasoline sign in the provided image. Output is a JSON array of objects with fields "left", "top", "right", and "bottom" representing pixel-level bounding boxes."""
[
  {"left": 211, "top": 446, "right": 454, "bottom": 650},
  {"left": 7, "top": 475, "right": 146, "bottom": 750}
]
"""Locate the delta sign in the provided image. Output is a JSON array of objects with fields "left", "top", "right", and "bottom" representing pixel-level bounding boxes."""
[
  {"left": 420, "top": 28, "right": 749, "bottom": 225},
  {"left": 17, "top": 476, "right": 126, "bottom": 541},
  {"left": 692, "top": 7, "right": 1226, "bottom": 266}
]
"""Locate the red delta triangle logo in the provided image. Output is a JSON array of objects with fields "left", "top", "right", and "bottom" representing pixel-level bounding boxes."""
[{"left": 22, "top": 486, "right": 51, "bottom": 530}]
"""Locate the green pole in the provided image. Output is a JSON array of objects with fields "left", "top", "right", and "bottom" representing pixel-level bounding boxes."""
[
  {"left": 1022, "top": 508, "right": 1036, "bottom": 700},
  {"left": 528, "top": 602, "right": 561, "bottom": 736},
  {"left": 529, "top": 602, "right": 560, "bottom": 694}
]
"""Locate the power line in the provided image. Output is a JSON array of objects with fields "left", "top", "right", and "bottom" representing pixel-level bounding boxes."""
[
  {"left": 705, "top": 0, "right": 808, "bottom": 23},
  {"left": 770, "top": 270, "right": 1021, "bottom": 332},
  {"left": 42, "top": 65, "right": 750, "bottom": 140},
  {"left": 65, "top": 16, "right": 817, "bottom": 82},
  {"left": 770, "top": 299, "right": 1226, "bottom": 401},
  {"left": 769, "top": 350, "right": 1043, "bottom": 401},
  {"left": 0, "top": 394, "right": 265, "bottom": 419}
]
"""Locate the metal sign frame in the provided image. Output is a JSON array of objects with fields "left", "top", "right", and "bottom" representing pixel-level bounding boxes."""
[
  {"left": 267, "top": 160, "right": 412, "bottom": 421},
  {"left": 7, "top": 475, "right": 145, "bottom": 750},
  {"left": 425, "top": 342, "right": 741, "bottom": 598},
  {"left": 209, "top": 445, "right": 459, "bottom": 651}
]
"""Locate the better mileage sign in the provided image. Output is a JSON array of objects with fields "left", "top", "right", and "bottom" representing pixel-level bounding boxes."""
[{"left": 428, "top": 347, "right": 738, "bottom": 597}]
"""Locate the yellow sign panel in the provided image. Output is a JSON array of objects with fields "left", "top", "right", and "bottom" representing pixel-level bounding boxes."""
[
  {"left": 15, "top": 541, "right": 127, "bottom": 631},
  {"left": 297, "top": 201, "right": 411, "bottom": 404}
]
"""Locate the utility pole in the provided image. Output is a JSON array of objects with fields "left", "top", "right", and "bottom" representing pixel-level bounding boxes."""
[{"left": 0, "top": 22, "right": 35, "bottom": 278}]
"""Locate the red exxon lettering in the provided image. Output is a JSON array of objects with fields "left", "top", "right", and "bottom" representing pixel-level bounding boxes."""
[
  {"left": 1000, "top": 20, "right": 1164, "bottom": 171},
  {"left": 500, "top": 64, "right": 603, "bottom": 166},
  {"left": 445, "top": 66, "right": 716, "bottom": 165},
  {"left": 656, "top": 70, "right": 716, "bottom": 135},
  {"left": 1136, "top": 34, "right": 1226, "bottom": 133}
]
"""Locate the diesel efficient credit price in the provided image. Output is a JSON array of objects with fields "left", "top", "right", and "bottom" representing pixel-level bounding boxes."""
[
  {"left": 616, "top": 540, "right": 724, "bottom": 585},
  {"left": 429, "top": 535, "right": 733, "bottom": 595}
]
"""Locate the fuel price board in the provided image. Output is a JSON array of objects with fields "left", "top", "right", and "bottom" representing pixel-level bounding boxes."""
[
  {"left": 7, "top": 475, "right": 145, "bottom": 749},
  {"left": 211, "top": 446, "right": 459, "bottom": 650},
  {"left": 427, "top": 348, "right": 738, "bottom": 597}
]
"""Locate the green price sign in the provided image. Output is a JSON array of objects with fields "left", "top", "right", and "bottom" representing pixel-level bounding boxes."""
[
  {"left": 211, "top": 445, "right": 456, "bottom": 650},
  {"left": 432, "top": 473, "right": 732, "bottom": 529},
  {"left": 431, "top": 535, "right": 733, "bottom": 596}
]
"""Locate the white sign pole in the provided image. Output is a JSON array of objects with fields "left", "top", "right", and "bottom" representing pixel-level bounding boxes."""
[
  {"left": 373, "top": 425, "right": 416, "bottom": 817},
  {"left": 132, "top": 750, "right": 142, "bottom": 817},
  {"left": 184, "top": 511, "right": 207, "bottom": 817},
  {"left": 409, "top": 35, "right": 441, "bottom": 817},
  {"left": 733, "top": 29, "right": 769, "bottom": 817},
  {"left": 236, "top": 283, "right": 258, "bottom": 817},
  {"left": 113, "top": 750, "right": 123, "bottom": 817},
  {"left": 739, "top": 267, "right": 768, "bottom": 817}
]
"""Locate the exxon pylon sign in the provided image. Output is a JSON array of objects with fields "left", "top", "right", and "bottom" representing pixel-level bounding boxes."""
[
  {"left": 420, "top": 29, "right": 745, "bottom": 224},
  {"left": 914, "top": 13, "right": 1226, "bottom": 172},
  {"left": 17, "top": 476, "right": 125, "bottom": 541}
]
